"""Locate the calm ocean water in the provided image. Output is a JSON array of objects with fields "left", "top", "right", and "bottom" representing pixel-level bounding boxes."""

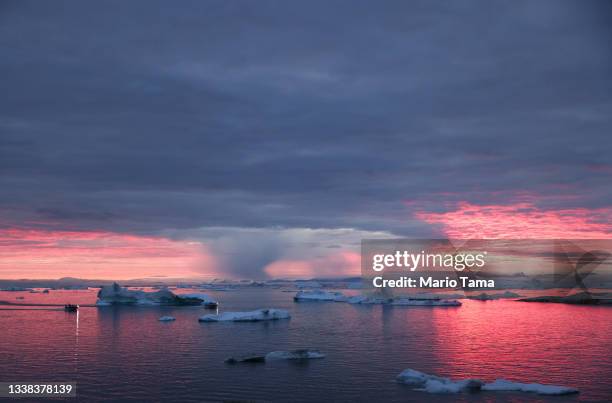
[{"left": 0, "top": 288, "right": 610, "bottom": 402}]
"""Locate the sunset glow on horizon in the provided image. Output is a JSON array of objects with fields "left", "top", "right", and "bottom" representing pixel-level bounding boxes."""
[
  {"left": 0, "top": 228, "right": 217, "bottom": 280},
  {"left": 416, "top": 202, "right": 612, "bottom": 239},
  {"left": 2, "top": 201, "right": 610, "bottom": 280}
]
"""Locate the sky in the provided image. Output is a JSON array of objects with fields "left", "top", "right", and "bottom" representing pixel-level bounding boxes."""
[{"left": 1, "top": 0, "right": 611, "bottom": 279}]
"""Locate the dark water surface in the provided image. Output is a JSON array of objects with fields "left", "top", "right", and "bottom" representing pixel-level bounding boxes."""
[{"left": 0, "top": 289, "right": 610, "bottom": 402}]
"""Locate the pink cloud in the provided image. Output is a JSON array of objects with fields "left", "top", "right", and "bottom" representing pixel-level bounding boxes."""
[{"left": 415, "top": 202, "right": 612, "bottom": 239}]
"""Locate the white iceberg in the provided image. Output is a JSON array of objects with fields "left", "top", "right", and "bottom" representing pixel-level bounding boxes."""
[
  {"left": 178, "top": 292, "right": 219, "bottom": 307},
  {"left": 346, "top": 295, "right": 460, "bottom": 306},
  {"left": 397, "top": 368, "right": 482, "bottom": 393},
  {"left": 225, "top": 354, "right": 266, "bottom": 364},
  {"left": 225, "top": 349, "right": 324, "bottom": 363},
  {"left": 294, "top": 280, "right": 322, "bottom": 289},
  {"left": 265, "top": 349, "right": 326, "bottom": 360},
  {"left": 391, "top": 298, "right": 462, "bottom": 306},
  {"left": 0, "top": 286, "right": 29, "bottom": 291},
  {"left": 294, "top": 290, "right": 347, "bottom": 302},
  {"left": 346, "top": 295, "right": 391, "bottom": 304},
  {"left": 397, "top": 368, "right": 578, "bottom": 395},
  {"left": 158, "top": 316, "right": 176, "bottom": 321},
  {"left": 96, "top": 283, "right": 213, "bottom": 306},
  {"left": 482, "top": 379, "right": 578, "bottom": 395},
  {"left": 292, "top": 291, "right": 461, "bottom": 307},
  {"left": 199, "top": 308, "right": 290, "bottom": 322},
  {"left": 468, "top": 291, "right": 522, "bottom": 301},
  {"left": 345, "top": 295, "right": 369, "bottom": 304}
]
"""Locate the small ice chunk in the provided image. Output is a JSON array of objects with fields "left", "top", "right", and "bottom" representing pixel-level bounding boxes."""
[
  {"left": 482, "top": 379, "right": 578, "bottom": 395},
  {"left": 199, "top": 308, "right": 290, "bottom": 322},
  {"left": 345, "top": 295, "right": 368, "bottom": 304},
  {"left": 468, "top": 291, "right": 522, "bottom": 300},
  {"left": 294, "top": 280, "right": 322, "bottom": 289},
  {"left": 397, "top": 368, "right": 436, "bottom": 385},
  {"left": 180, "top": 293, "right": 215, "bottom": 303},
  {"left": 294, "top": 290, "right": 347, "bottom": 302},
  {"left": 420, "top": 379, "right": 483, "bottom": 393},
  {"left": 179, "top": 292, "right": 219, "bottom": 307},
  {"left": 265, "top": 349, "right": 326, "bottom": 360},
  {"left": 225, "top": 354, "right": 266, "bottom": 364},
  {"left": 158, "top": 316, "right": 176, "bottom": 321},
  {"left": 397, "top": 368, "right": 481, "bottom": 393},
  {"left": 391, "top": 298, "right": 461, "bottom": 306},
  {"left": 346, "top": 295, "right": 390, "bottom": 304},
  {"left": 397, "top": 368, "right": 578, "bottom": 395}
]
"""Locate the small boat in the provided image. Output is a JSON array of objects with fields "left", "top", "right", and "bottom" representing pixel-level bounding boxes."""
[{"left": 64, "top": 304, "right": 79, "bottom": 312}]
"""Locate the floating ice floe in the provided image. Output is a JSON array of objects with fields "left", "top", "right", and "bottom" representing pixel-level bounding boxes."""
[
  {"left": 397, "top": 368, "right": 482, "bottom": 393},
  {"left": 397, "top": 368, "right": 578, "bottom": 395},
  {"left": 225, "top": 349, "right": 324, "bottom": 364},
  {"left": 391, "top": 298, "right": 462, "bottom": 306},
  {"left": 265, "top": 349, "right": 326, "bottom": 360},
  {"left": 96, "top": 282, "right": 217, "bottom": 306},
  {"left": 467, "top": 291, "right": 522, "bottom": 301},
  {"left": 178, "top": 292, "right": 219, "bottom": 307},
  {"left": 225, "top": 354, "right": 266, "bottom": 364},
  {"left": 294, "top": 280, "right": 322, "bottom": 289},
  {"left": 482, "top": 379, "right": 579, "bottom": 395},
  {"left": 199, "top": 308, "right": 290, "bottom": 322},
  {"left": 294, "top": 290, "right": 347, "bottom": 302},
  {"left": 347, "top": 295, "right": 391, "bottom": 304},
  {"left": 158, "top": 316, "right": 176, "bottom": 321},
  {"left": 520, "top": 291, "right": 612, "bottom": 305},
  {"left": 293, "top": 291, "right": 461, "bottom": 306}
]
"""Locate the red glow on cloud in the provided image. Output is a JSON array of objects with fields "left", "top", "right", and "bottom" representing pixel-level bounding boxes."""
[
  {"left": 415, "top": 202, "right": 612, "bottom": 239},
  {"left": 264, "top": 251, "right": 361, "bottom": 279},
  {"left": 0, "top": 228, "right": 219, "bottom": 279}
]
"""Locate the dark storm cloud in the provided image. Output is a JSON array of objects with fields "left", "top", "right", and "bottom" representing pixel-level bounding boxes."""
[{"left": 1, "top": 0, "right": 611, "bottom": 242}]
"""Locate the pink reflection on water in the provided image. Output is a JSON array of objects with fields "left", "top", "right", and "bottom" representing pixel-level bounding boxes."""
[{"left": 428, "top": 299, "right": 612, "bottom": 396}]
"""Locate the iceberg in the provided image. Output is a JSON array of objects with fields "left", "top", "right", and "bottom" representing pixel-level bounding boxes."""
[
  {"left": 178, "top": 292, "right": 219, "bottom": 307},
  {"left": 391, "top": 298, "right": 461, "bottom": 306},
  {"left": 292, "top": 291, "right": 461, "bottom": 306},
  {"left": 225, "top": 349, "right": 324, "bottom": 364},
  {"left": 225, "top": 354, "right": 266, "bottom": 364},
  {"left": 346, "top": 295, "right": 460, "bottom": 306},
  {"left": 519, "top": 291, "right": 612, "bottom": 305},
  {"left": 397, "top": 368, "right": 482, "bottom": 393},
  {"left": 0, "top": 287, "right": 29, "bottom": 291},
  {"left": 349, "top": 295, "right": 392, "bottom": 304},
  {"left": 199, "top": 308, "right": 290, "bottom": 322},
  {"left": 294, "top": 290, "right": 347, "bottom": 302},
  {"left": 158, "top": 316, "right": 176, "bottom": 321},
  {"left": 265, "top": 349, "right": 325, "bottom": 360},
  {"left": 397, "top": 368, "right": 578, "bottom": 395},
  {"left": 294, "top": 280, "right": 322, "bottom": 289},
  {"left": 96, "top": 282, "right": 213, "bottom": 306},
  {"left": 345, "top": 295, "right": 370, "bottom": 304},
  {"left": 482, "top": 379, "right": 578, "bottom": 395},
  {"left": 468, "top": 291, "right": 522, "bottom": 301}
]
